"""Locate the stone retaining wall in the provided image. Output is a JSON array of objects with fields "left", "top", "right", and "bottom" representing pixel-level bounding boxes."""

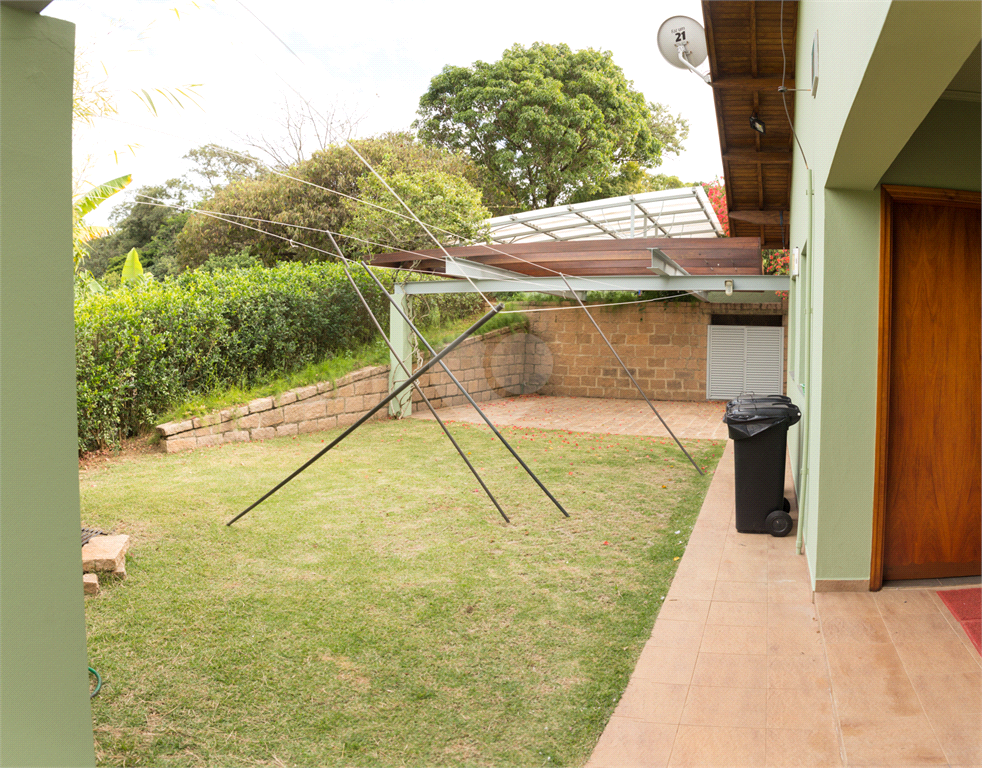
[
  {"left": 157, "top": 365, "right": 392, "bottom": 453},
  {"left": 156, "top": 304, "right": 788, "bottom": 452},
  {"left": 157, "top": 327, "right": 521, "bottom": 453}
]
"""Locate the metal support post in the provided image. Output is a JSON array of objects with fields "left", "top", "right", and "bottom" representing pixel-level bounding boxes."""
[{"left": 388, "top": 284, "right": 412, "bottom": 418}]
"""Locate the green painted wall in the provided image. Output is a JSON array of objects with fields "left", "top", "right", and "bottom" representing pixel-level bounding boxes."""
[
  {"left": 0, "top": 7, "right": 95, "bottom": 766},
  {"left": 787, "top": 1, "right": 981, "bottom": 586},
  {"left": 881, "top": 97, "right": 982, "bottom": 189}
]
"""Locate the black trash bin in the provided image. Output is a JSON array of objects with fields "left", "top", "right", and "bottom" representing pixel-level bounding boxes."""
[{"left": 723, "top": 399, "right": 801, "bottom": 536}]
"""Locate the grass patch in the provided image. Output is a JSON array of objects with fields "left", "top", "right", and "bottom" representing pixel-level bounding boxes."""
[{"left": 82, "top": 418, "right": 724, "bottom": 767}]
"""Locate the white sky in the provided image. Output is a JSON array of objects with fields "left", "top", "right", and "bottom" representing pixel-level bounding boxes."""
[{"left": 48, "top": 0, "right": 723, "bottom": 226}]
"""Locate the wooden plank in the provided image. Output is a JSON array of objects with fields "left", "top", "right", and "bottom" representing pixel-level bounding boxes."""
[{"left": 729, "top": 210, "right": 790, "bottom": 225}]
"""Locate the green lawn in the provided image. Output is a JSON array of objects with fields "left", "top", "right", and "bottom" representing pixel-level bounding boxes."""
[{"left": 82, "top": 418, "right": 724, "bottom": 767}]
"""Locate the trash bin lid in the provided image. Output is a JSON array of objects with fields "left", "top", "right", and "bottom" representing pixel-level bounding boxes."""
[{"left": 723, "top": 402, "right": 801, "bottom": 437}]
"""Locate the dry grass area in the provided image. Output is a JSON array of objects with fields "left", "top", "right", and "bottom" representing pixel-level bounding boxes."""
[{"left": 81, "top": 418, "right": 724, "bottom": 767}]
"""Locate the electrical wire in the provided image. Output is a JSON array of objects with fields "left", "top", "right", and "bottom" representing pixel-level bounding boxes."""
[{"left": 780, "top": 0, "right": 810, "bottom": 170}]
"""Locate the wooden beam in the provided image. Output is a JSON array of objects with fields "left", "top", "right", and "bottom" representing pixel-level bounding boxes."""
[
  {"left": 710, "top": 76, "right": 794, "bottom": 91},
  {"left": 729, "top": 210, "right": 790, "bottom": 225},
  {"left": 723, "top": 150, "right": 791, "bottom": 164}
]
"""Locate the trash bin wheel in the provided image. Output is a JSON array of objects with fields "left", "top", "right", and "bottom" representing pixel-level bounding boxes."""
[
  {"left": 783, "top": 498, "right": 791, "bottom": 513},
  {"left": 765, "top": 510, "right": 793, "bottom": 537}
]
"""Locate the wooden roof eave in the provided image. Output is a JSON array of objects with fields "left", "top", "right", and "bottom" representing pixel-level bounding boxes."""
[{"left": 702, "top": 0, "right": 797, "bottom": 250}]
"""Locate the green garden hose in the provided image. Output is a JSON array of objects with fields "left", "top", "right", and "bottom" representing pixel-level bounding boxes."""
[{"left": 88, "top": 666, "right": 101, "bottom": 699}]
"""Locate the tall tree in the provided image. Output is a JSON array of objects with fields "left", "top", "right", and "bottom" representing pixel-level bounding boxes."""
[{"left": 414, "top": 42, "right": 688, "bottom": 212}]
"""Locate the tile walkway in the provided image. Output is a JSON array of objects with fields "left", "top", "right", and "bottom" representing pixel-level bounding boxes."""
[
  {"left": 412, "top": 394, "right": 731, "bottom": 441},
  {"left": 585, "top": 443, "right": 981, "bottom": 768},
  {"left": 420, "top": 395, "right": 981, "bottom": 766}
]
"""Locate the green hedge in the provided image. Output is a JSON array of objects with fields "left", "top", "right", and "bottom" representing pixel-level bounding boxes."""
[{"left": 74, "top": 263, "right": 482, "bottom": 452}]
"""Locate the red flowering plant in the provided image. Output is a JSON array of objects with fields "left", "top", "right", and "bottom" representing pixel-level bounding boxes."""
[
  {"left": 763, "top": 249, "right": 790, "bottom": 299},
  {"left": 702, "top": 177, "right": 729, "bottom": 236}
]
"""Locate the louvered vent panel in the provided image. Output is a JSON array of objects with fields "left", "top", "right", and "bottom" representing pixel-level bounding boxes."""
[
  {"left": 744, "top": 327, "right": 785, "bottom": 396},
  {"left": 707, "top": 326, "right": 746, "bottom": 399}
]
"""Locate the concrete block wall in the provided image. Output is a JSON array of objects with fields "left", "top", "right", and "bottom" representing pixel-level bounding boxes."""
[{"left": 528, "top": 301, "right": 788, "bottom": 402}]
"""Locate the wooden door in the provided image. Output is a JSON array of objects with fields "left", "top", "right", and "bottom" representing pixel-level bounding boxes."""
[{"left": 872, "top": 186, "right": 981, "bottom": 587}]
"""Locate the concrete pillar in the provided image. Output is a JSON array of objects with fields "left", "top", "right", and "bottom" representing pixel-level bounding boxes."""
[
  {"left": 388, "top": 284, "right": 413, "bottom": 417},
  {"left": 0, "top": 6, "right": 95, "bottom": 766}
]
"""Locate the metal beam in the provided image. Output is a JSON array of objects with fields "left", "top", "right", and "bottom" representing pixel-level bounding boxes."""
[
  {"left": 445, "top": 258, "right": 585, "bottom": 299},
  {"left": 401, "top": 275, "right": 789, "bottom": 295}
]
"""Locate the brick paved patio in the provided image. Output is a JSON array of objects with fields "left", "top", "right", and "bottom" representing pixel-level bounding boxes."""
[{"left": 412, "top": 394, "right": 730, "bottom": 441}]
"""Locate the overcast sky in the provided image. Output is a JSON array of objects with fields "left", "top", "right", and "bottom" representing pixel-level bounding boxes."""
[{"left": 48, "top": 0, "right": 723, "bottom": 226}]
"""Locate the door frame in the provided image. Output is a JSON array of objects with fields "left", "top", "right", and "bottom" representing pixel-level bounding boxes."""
[{"left": 870, "top": 184, "right": 982, "bottom": 590}]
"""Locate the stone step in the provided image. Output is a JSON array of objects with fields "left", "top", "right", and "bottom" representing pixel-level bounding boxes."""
[
  {"left": 82, "top": 534, "right": 129, "bottom": 573},
  {"left": 83, "top": 573, "right": 99, "bottom": 596}
]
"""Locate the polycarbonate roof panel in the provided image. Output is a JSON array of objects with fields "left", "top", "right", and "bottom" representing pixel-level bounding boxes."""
[{"left": 488, "top": 187, "right": 724, "bottom": 244}]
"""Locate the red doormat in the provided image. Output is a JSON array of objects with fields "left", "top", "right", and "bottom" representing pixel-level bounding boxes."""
[{"left": 937, "top": 587, "right": 981, "bottom": 654}]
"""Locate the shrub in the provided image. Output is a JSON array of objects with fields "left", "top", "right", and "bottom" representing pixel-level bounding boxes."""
[{"left": 75, "top": 262, "right": 483, "bottom": 452}]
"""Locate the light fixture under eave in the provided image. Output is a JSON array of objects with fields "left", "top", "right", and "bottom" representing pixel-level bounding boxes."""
[
  {"left": 656, "top": 15, "right": 712, "bottom": 85},
  {"left": 724, "top": 279, "right": 734, "bottom": 296},
  {"left": 749, "top": 113, "right": 766, "bottom": 134}
]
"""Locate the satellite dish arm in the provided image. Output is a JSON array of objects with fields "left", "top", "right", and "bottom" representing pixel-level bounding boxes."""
[{"left": 677, "top": 46, "right": 712, "bottom": 84}]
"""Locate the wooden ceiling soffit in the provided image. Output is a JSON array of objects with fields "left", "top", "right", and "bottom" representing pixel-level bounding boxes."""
[{"left": 702, "top": 0, "right": 797, "bottom": 250}]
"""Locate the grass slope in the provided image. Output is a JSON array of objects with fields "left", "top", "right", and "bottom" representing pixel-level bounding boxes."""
[{"left": 82, "top": 418, "right": 724, "bottom": 767}]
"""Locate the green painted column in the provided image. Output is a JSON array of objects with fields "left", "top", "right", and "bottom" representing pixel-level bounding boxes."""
[
  {"left": 0, "top": 6, "right": 95, "bottom": 766},
  {"left": 388, "top": 284, "right": 413, "bottom": 417}
]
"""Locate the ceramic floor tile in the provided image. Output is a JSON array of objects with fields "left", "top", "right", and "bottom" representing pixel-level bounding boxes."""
[
  {"left": 930, "top": 712, "right": 982, "bottom": 766},
  {"left": 894, "top": 635, "right": 982, "bottom": 676},
  {"left": 764, "top": 728, "right": 843, "bottom": 767},
  {"left": 766, "top": 687, "right": 837, "bottom": 730},
  {"left": 820, "top": 614, "right": 891, "bottom": 644},
  {"left": 649, "top": 620, "right": 707, "bottom": 649},
  {"left": 668, "top": 725, "right": 765, "bottom": 768},
  {"left": 767, "top": 581, "right": 813, "bottom": 604},
  {"left": 766, "top": 602, "right": 819, "bottom": 629},
  {"left": 667, "top": 578, "right": 718, "bottom": 602},
  {"left": 701, "top": 624, "right": 768, "bottom": 655},
  {"left": 706, "top": 601, "right": 768, "bottom": 627},
  {"left": 613, "top": 680, "right": 688, "bottom": 724},
  {"left": 814, "top": 592, "right": 880, "bottom": 618},
  {"left": 632, "top": 643, "right": 700, "bottom": 685},
  {"left": 766, "top": 654, "right": 831, "bottom": 690},
  {"left": 880, "top": 611, "right": 958, "bottom": 644},
  {"left": 838, "top": 713, "right": 948, "bottom": 767},
  {"left": 832, "top": 675, "right": 925, "bottom": 719},
  {"left": 680, "top": 685, "right": 766, "bottom": 728},
  {"left": 717, "top": 560, "right": 768, "bottom": 584},
  {"left": 713, "top": 580, "right": 769, "bottom": 604},
  {"left": 690, "top": 652, "right": 767, "bottom": 688},
  {"left": 588, "top": 717, "right": 677, "bottom": 768},
  {"left": 766, "top": 558, "right": 811, "bottom": 584},
  {"left": 909, "top": 669, "right": 982, "bottom": 720},
  {"left": 656, "top": 598, "right": 711, "bottom": 624},
  {"left": 824, "top": 642, "right": 907, "bottom": 683},
  {"left": 765, "top": 624, "right": 824, "bottom": 656},
  {"left": 874, "top": 589, "right": 942, "bottom": 618}
]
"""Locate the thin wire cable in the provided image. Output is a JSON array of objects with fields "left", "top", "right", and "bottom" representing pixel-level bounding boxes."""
[
  {"left": 99, "top": 115, "right": 673, "bottom": 297},
  {"left": 324, "top": 231, "right": 510, "bottom": 523},
  {"left": 134, "top": 196, "right": 610, "bottom": 297},
  {"left": 341, "top": 140, "right": 495, "bottom": 310},
  {"left": 194, "top": 142, "right": 653, "bottom": 295},
  {"left": 135, "top": 191, "right": 661, "bottom": 302},
  {"left": 557, "top": 273, "right": 703, "bottom": 476},
  {"left": 780, "top": 0, "right": 810, "bottom": 170},
  {"left": 498, "top": 293, "right": 691, "bottom": 313}
]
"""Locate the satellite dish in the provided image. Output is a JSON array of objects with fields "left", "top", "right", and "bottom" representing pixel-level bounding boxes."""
[{"left": 657, "top": 16, "right": 712, "bottom": 84}]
